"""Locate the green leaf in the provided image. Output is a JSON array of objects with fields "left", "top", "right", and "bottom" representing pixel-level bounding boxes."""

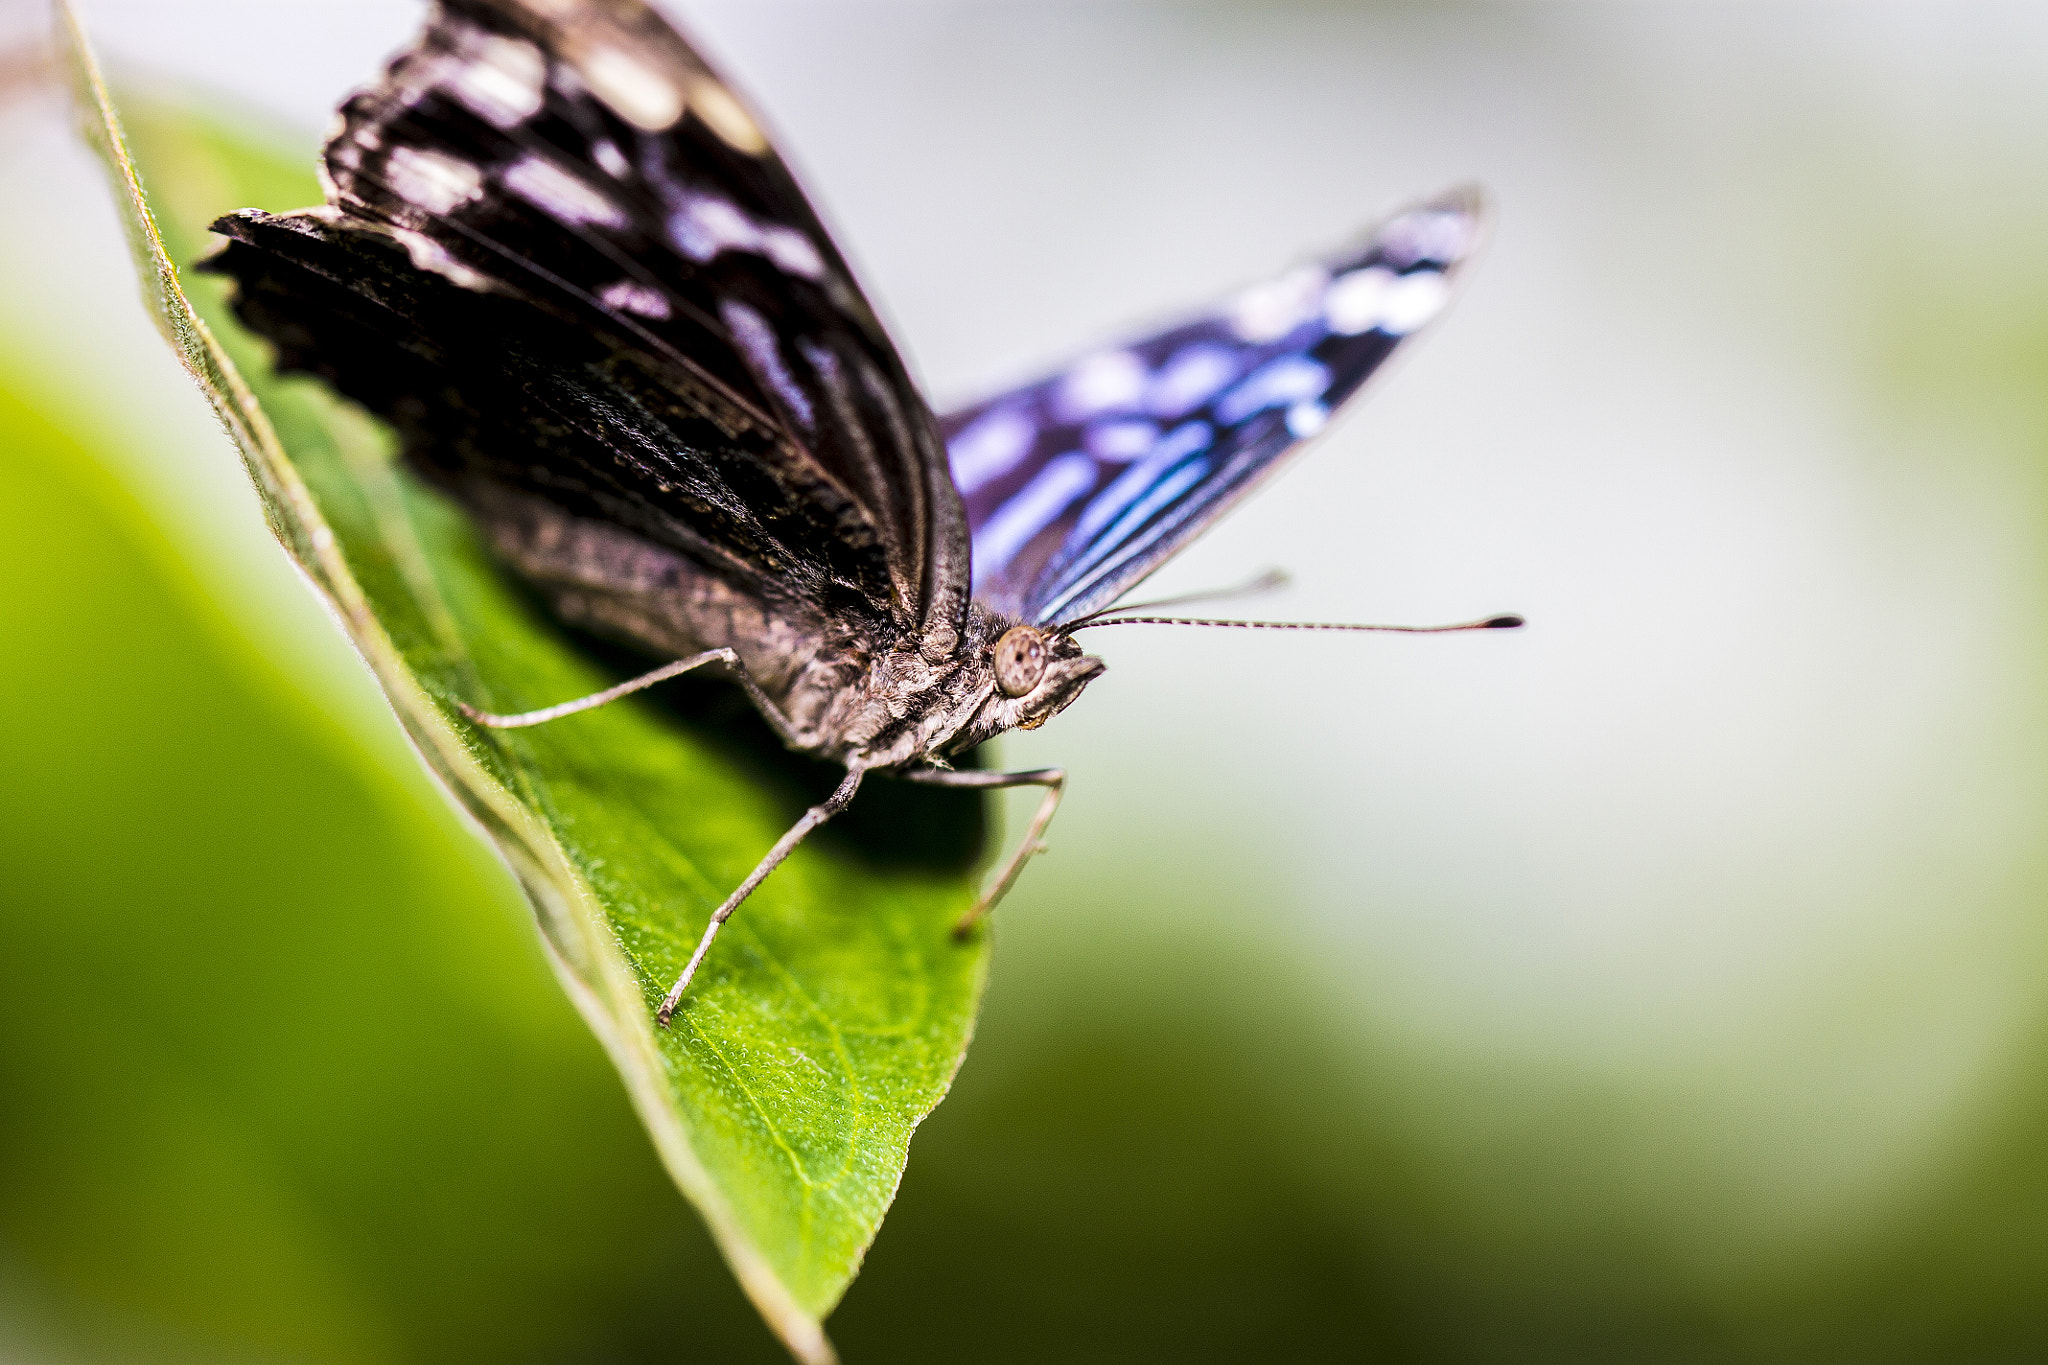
[{"left": 57, "top": 9, "right": 991, "bottom": 1360}]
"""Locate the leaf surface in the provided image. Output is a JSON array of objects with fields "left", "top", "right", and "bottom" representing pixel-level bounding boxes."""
[{"left": 58, "top": 11, "right": 991, "bottom": 1360}]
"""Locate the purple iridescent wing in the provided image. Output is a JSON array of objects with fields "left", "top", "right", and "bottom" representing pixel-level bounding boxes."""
[
  {"left": 946, "top": 189, "right": 1482, "bottom": 627},
  {"left": 208, "top": 0, "right": 968, "bottom": 634}
]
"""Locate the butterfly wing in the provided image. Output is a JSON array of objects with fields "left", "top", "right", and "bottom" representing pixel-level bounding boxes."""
[
  {"left": 208, "top": 0, "right": 967, "bottom": 636},
  {"left": 945, "top": 189, "right": 1482, "bottom": 626}
]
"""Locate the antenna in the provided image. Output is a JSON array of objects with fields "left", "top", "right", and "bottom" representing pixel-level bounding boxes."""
[{"left": 1067, "top": 613, "right": 1524, "bottom": 635}]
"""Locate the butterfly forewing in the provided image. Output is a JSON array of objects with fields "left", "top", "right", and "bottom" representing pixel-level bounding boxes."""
[
  {"left": 221, "top": 0, "right": 968, "bottom": 634},
  {"left": 213, "top": 205, "right": 908, "bottom": 622},
  {"left": 943, "top": 189, "right": 1483, "bottom": 626}
]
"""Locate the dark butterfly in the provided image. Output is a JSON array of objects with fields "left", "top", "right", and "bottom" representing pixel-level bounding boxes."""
[{"left": 202, "top": 0, "right": 1509, "bottom": 1024}]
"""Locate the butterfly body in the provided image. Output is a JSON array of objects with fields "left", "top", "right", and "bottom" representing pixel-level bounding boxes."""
[
  {"left": 201, "top": 0, "right": 1489, "bottom": 1013},
  {"left": 424, "top": 471, "right": 1103, "bottom": 772}
]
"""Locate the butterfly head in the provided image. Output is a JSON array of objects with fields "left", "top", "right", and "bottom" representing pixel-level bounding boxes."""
[{"left": 960, "top": 623, "right": 1103, "bottom": 743}]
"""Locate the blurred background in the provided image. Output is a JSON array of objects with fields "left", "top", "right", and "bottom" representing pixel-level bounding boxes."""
[{"left": 7, "top": 0, "right": 2048, "bottom": 1359}]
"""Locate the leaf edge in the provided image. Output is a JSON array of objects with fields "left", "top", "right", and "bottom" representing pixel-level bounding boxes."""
[{"left": 52, "top": 6, "right": 843, "bottom": 1360}]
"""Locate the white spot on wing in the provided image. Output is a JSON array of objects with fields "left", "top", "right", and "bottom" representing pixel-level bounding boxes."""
[
  {"left": 1146, "top": 345, "right": 1236, "bottom": 418},
  {"left": 1324, "top": 266, "right": 1393, "bottom": 335},
  {"left": 687, "top": 74, "right": 768, "bottom": 155},
  {"left": 503, "top": 156, "right": 626, "bottom": 227},
  {"left": 1324, "top": 265, "right": 1447, "bottom": 336},
  {"left": 760, "top": 226, "right": 825, "bottom": 280},
  {"left": 672, "top": 197, "right": 752, "bottom": 261},
  {"left": 1085, "top": 419, "right": 1158, "bottom": 462},
  {"left": 1054, "top": 351, "right": 1146, "bottom": 420},
  {"left": 1228, "top": 264, "right": 1329, "bottom": 342},
  {"left": 1377, "top": 269, "right": 1449, "bottom": 335},
  {"left": 591, "top": 140, "right": 630, "bottom": 178},
  {"left": 580, "top": 44, "right": 684, "bottom": 131},
  {"left": 971, "top": 452, "right": 1097, "bottom": 589},
  {"left": 669, "top": 197, "right": 825, "bottom": 281},
  {"left": 1378, "top": 208, "right": 1473, "bottom": 268},
  {"left": 599, "top": 280, "right": 672, "bottom": 320},
  {"left": 447, "top": 33, "right": 546, "bottom": 127},
  {"left": 383, "top": 145, "right": 483, "bottom": 214},
  {"left": 949, "top": 407, "right": 1037, "bottom": 494},
  {"left": 1285, "top": 400, "right": 1328, "bottom": 437},
  {"left": 387, "top": 226, "right": 495, "bottom": 290}
]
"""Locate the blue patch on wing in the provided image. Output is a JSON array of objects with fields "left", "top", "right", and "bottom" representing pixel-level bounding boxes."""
[{"left": 944, "top": 188, "right": 1482, "bottom": 626}]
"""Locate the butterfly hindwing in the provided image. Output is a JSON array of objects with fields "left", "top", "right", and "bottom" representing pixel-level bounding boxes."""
[
  {"left": 211, "top": 0, "right": 967, "bottom": 634},
  {"left": 944, "top": 189, "right": 1483, "bottom": 626},
  {"left": 210, "top": 205, "right": 899, "bottom": 622}
]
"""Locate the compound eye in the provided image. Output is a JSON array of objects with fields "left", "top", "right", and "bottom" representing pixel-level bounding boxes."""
[{"left": 993, "top": 626, "right": 1048, "bottom": 698}]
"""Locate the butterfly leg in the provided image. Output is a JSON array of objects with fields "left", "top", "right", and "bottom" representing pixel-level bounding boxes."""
[
  {"left": 457, "top": 648, "right": 739, "bottom": 729},
  {"left": 656, "top": 765, "right": 867, "bottom": 1028},
  {"left": 457, "top": 647, "right": 800, "bottom": 746},
  {"left": 898, "top": 766, "right": 1066, "bottom": 937}
]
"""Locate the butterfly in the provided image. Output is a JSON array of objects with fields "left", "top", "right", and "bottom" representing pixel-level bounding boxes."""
[{"left": 202, "top": 0, "right": 1509, "bottom": 1025}]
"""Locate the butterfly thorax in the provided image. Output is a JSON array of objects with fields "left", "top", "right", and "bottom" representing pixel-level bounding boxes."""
[{"left": 819, "top": 607, "right": 1105, "bottom": 771}]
